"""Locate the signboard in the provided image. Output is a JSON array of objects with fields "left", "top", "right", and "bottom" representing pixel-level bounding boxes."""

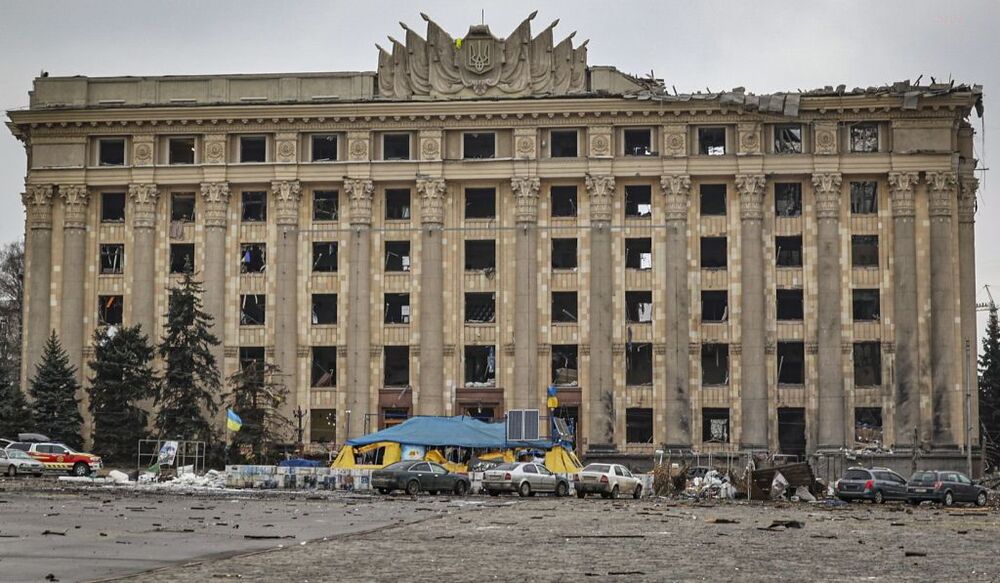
[{"left": 157, "top": 441, "right": 179, "bottom": 467}]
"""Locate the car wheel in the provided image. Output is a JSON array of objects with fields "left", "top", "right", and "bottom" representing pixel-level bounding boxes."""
[
  {"left": 518, "top": 481, "right": 531, "bottom": 498},
  {"left": 405, "top": 480, "right": 420, "bottom": 496},
  {"left": 943, "top": 491, "right": 954, "bottom": 507},
  {"left": 6, "top": 465, "right": 16, "bottom": 477},
  {"left": 976, "top": 491, "right": 988, "bottom": 507},
  {"left": 576, "top": 490, "right": 586, "bottom": 499},
  {"left": 633, "top": 484, "right": 643, "bottom": 499},
  {"left": 873, "top": 490, "right": 884, "bottom": 504},
  {"left": 555, "top": 481, "right": 569, "bottom": 497},
  {"left": 610, "top": 485, "right": 620, "bottom": 500},
  {"left": 488, "top": 489, "right": 500, "bottom": 497},
  {"left": 72, "top": 462, "right": 89, "bottom": 477},
  {"left": 377, "top": 487, "right": 390, "bottom": 495},
  {"left": 453, "top": 481, "right": 468, "bottom": 497}
]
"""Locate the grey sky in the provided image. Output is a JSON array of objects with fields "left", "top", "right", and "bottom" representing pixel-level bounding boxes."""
[{"left": 1, "top": 0, "right": 996, "bottom": 328}]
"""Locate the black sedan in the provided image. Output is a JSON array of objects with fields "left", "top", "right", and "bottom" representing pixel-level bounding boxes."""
[
  {"left": 906, "top": 470, "right": 989, "bottom": 506},
  {"left": 371, "top": 460, "right": 471, "bottom": 496}
]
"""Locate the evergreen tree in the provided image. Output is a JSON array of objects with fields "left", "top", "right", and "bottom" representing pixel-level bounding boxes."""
[
  {"left": 87, "top": 325, "right": 159, "bottom": 462},
  {"left": 225, "top": 360, "right": 292, "bottom": 464},
  {"left": 979, "top": 305, "right": 1000, "bottom": 470},
  {"left": 28, "top": 331, "right": 83, "bottom": 449},
  {"left": 155, "top": 271, "right": 221, "bottom": 445},
  {"left": 0, "top": 361, "right": 32, "bottom": 438}
]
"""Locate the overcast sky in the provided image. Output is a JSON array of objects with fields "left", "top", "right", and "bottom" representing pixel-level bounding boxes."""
[{"left": 1, "top": 0, "right": 996, "bottom": 334}]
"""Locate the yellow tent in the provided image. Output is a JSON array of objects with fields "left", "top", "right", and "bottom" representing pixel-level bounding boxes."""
[
  {"left": 331, "top": 441, "right": 401, "bottom": 470},
  {"left": 544, "top": 446, "right": 584, "bottom": 474}
]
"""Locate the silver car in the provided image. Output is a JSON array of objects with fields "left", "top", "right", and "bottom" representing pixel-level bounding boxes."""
[
  {"left": 0, "top": 448, "right": 45, "bottom": 477},
  {"left": 483, "top": 462, "right": 571, "bottom": 497},
  {"left": 574, "top": 463, "right": 643, "bottom": 499}
]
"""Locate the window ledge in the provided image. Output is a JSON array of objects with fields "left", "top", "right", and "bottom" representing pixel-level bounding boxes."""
[
  {"left": 309, "top": 387, "right": 338, "bottom": 392},
  {"left": 702, "top": 383, "right": 729, "bottom": 389}
]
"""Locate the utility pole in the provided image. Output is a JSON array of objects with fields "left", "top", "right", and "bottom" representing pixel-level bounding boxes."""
[
  {"left": 911, "top": 426, "right": 918, "bottom": 475},
  {"left": 965, "top": 339, "right": 974, "bottom": 477}
]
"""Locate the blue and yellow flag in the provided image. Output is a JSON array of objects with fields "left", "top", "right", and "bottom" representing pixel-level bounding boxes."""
[{"left": 227, "top": 409, "right": 243, "bottom": 432}]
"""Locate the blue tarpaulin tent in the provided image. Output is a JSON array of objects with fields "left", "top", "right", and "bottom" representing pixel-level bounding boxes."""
[{"left": 346, "top": 416, "right": 552, "bottom": 449}]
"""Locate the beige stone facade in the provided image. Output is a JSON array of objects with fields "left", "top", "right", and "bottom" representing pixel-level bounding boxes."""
[{"left": 6, "top": 17, "right": 983, "bottom": 457}]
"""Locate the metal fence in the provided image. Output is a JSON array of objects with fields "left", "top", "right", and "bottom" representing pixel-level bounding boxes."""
[{"left": 135, "top": 439, "right": 207, "bottom": 474}]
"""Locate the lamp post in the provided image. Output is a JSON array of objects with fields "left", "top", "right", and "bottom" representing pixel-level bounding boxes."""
[
  {"left": 293, "top": 406, "right": 306, "bottom": 452},
  {"left": 346, "top": 409, "right": 352, "bottom": 441}
]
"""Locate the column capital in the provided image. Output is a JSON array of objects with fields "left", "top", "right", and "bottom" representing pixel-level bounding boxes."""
[
  {"left": 585, "top": 174, "right": 615, "bottom": 222},
  {"left": 811, "top": 172, "right": 843, "bottom": 220},
  {"left": 511, "top": 176, "right": 540, "bottom": 223},
  {"left": 959, "top": 174, "right": 979, "bottom": 224},
  {"left": 660, "top": 174, "right": 691, "bottom": 221},
  {"left": 888, "top": 171, "right": 920, "bottom": 218},
  {"left": 58, "top": 184, "right": 89, "bottom": 229},
  {"left": 735, "top": 174, "right": 766, "bottom": 221},
  {"left": 416, "top": 176, "right": 447, "bottom": 224},
  {"left": 926, "top": 171, "right": 957, "bottom": 218},
  {"left": 22, "top": 184, "right": 54, "bottom": 230},
  {"left": 344, "top": 178, "right": 374, "bottom": 225},
  {"left": 271, "top": 180, "right": 302, "bottom": 225},
  {"left": 128, "top": 183, "right": 159, "bottom": 229},
  {"left": 199, "top": 181, "right": 231, "bottom": 228}
]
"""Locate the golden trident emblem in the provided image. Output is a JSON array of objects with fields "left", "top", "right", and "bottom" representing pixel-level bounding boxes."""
[{"left": 467, "top": 39, "right": 490, "bottom": 73}]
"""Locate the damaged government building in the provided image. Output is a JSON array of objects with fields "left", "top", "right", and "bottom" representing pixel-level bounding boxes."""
[{"left": 6, "top": 14, "right": 984, "bottom": 464}]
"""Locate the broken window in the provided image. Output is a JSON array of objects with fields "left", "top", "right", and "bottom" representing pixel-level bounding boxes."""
[
  {"left": 239, "top": 243, "right": 266, "bottom": 273},
  {"left": 852, "top": 289, "right": 880, "bottom": 321},
  {"left": 851, "top": 235, "right": 879, "bottom": 267},
  {"left": 776, "top": 289, "right": 804, "bottom": 321},
  {"left": 777, "top": 408, "right": 806, "bottom": 457},
  {"left": 311, "top": 134, "right": 338, "bottom": 162},
  {"left": 101, "top": 192, "right": 126, "bottom": 222},
  {"left": 850, "top": 181, "right": 878, "bottom": 214},
  {"left": 239, "top": 294, "right": 265, "bottom": 326},
  {"left": 171, "top": 193, "right": 196, "bottom": 222},
  {"left": 464, "top": 345, "right": 496, "bottom": 386},
  {"left": 382, "top": 408, "right": 409, "bottom": 428},
  {"left": 625, "top": 185, "right": 652, "bottom": 217},
  {"left": 626, "top": 291, "right": 653, "bottom": 323},
  {"left": 625, "top": 342, "right": 653, "bottom": 386},
  {"left": 98, "top": 138, "right": 126, "bottom": 166},
  {"left": 550, "top": 129, "right": 578, "bottom": 157},
  {"left": 853, "top": 342, "right": 882, "bottom": 386},
  {"left": 383, "top": 293, "right": 411, "bottom": 324},
  {"left": 698, "top": 127, "right": 726, "bottom": 156},
  {"left": 463, "top": 132, "right": 495, "bottom": 159},
  {"left": 774, "top": 124, "right": 802, "bottom": 154},
  {"left": 850, "top": 123, "right": 879, "bottom": 153},
  {"left": 702, "top": 408, "right": 730, "bottom": 443},
  {"left": 551, "top": 238, "right": 578, "bottom": 269},
  {"left": 311, "top": 346, "right": 337, "bottom": 387},
  {"left": 626, "top": 408, "right": 654, "bottom": 443},
  {"left": 170, "top": 243, "right": 195, "bottom": 274},
  {"left": 777, "top": 341, "right": 805, "bottom": 384},
  {"left": 310, "top": 408, "right": 337, "bottom": 442},
  {"left": 384, "top": 241, "right": 411, "bottom": 272},
  {"left": 383, "top": 346, "right": 409, "bottom": 387},
  {"left": 855, "top": 407, "right": 883, "bottom": 445},
  {"left": 385, "top": 189, "right": 411, "bottom": 220},
  {"left": 702, "top": 344, "right": 729, "bottom": 385},
  {"left": 99, "top": 244, "right": 124, "bottom": 274},
  {"left": 776, "top": 236, "right": 803, "bottom": 267},
  {"left": 701, "top": 290, "right": 728, "bottom": 323},
  {"left": 464, "top": 188, "right": 496, "bottom": 219},
  {"left": 238, "top": 347, "right": 265, "bottom": 371},
  {"left": 552, "top": 292, "right": 578, "bottom": 323},
  {"left": 625, "top": 238, "right": 652, "bottom": 270},
  {"left": 241, "top": 191, "right": 267, "bottom": 222},
  {"left": 464, "top": 240, "right": 496, "bottom": 271},
  {"left": 464, "top": 292, "right": 496, "bottom": 324},
  {"left": 313, "top": 190, "right": 338, "bottom": 221},
  {"left": 168, "top": 137, "right": 195, "bottom": 165},
  {"left": 98, "top": 295, "right": 123, "bottom": 326},
  {"left": 624, "top": 128, "right": 653, "bottom": 156},
  {"left": 774, "top": 183, "right": 802, "bottom": 217},
  {"left": 312, "top": 293, "right": 337, "bottom": 325},
  {"left": 239, "top": 135, "right": 267, "bottom": 162},
  {"left": 700, "top": 184, "right": 727, "bottom": 216},
  {"left": 700, "top": 237, "right": 727, "bottom": 269},
  {"left": 551, "top": 186, "right": 578, "bottom": 217},
  {"left": 383, "top": 133, "right": 410, "bottom": 160},
  {"left": 551, "top": 344, "right": 579, "bottom": 386},
  {"left": 312, "top": 242, "right": 338, "bottom": 272}
]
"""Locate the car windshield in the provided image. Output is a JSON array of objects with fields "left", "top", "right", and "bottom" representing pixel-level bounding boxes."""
[
  {"left": 493, "top": 463, "right": 518, "bottom": 471},
  {"left": 7, "top": 449, "right": 32, "bottom": 459},
  {"left": 583, "top": 464, "right": 611, "bottom": 473},
  {"left": 383, "top": 461, "right": 415, "bottom": 470}
]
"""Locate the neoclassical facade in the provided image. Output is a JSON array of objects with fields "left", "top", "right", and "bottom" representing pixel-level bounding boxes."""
[{"left": 6, "top": 15, "right": 983, "bottom": 457}]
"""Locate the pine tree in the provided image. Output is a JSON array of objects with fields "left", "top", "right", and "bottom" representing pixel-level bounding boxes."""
[
  {"left": 225, "top": 360, "right": 292, "bottom": 464},
  {"left": 0, "top": 362, "right": 32, "bottom": 438},
  {"left": 979, "top": 305, "right": 1000, "bottom": 470},
  {"left": 87, "top": 325, "right": 159, "bottom": 462},
  {"left": 155, "top": 271, "right": 221, "bottom": 445},
  {"left": 28, "top": 331, "right": 83, "bottom": 449}
]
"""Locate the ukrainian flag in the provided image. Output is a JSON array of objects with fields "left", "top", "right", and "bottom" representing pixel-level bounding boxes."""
[{"left": 227, "top": 409, "right": 243, "bottom": 432}]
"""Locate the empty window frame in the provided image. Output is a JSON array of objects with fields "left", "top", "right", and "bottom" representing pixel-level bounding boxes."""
[
  {"left": 551, "top": 238, "right": 578, "bottom": 269},
  {"left": 625, "top": 291, "right": 653, "bottom": 323},
  {"left": 702, "top": 408, "right": 730, "bottom": 443},
  {"left": 855, "top": 407, "right": 883, "bottom": 444},
  {"left": 101, "top": 192, "right": 126, "bottom": 222},
  {"left": 850, "top": 123, "right": 879, "bottom": 153},
  {"left": 551, "top": 186, "right": 578, "bottom": 217},
  {"left": 774, "top": 183, "right": 802, "bottom": 217},
  {"left": 238, "top": 347, "right": 265, "bottom": 371},
  {"left": 853, "top": 342, "right": 882, "bottom": 386},
  {"left": 312, "top": 242, "right": 338, "bottom": 272},
  {"left": 700, "top": 237, "right": 727, "bottom": 269},
  {"left": 382, "top": 407, "right": 409, "bottom": 428},
  {"left": 383, "top": 346, "right": 409, "bottom": 387},
  {"left": 310, "top": 408, "right": 337, "bottom": 442},
  {"left": 98, "top": 138, "right": 126, "bottom": 166},
  {"left": 99, "top": 244, "right": 124, "bottom": 274},
  {"left": 625, "top": 408, "right": 654, "bottom": 443},
  {"left": 312, "top": 293, "right": 338, "bottom": 325},
  {"left": 773, "top": 124, "right": 803, "bottom": 154},
  {"left": 552, "top": 292, "right": 578, "bottom": 323},
  {"left": 464, "top": 188, "right": 496, "bottom": 219},
  {"left": 701, "top": 291, "right": 728, "bottom": 323},
  {"left": 384, "top": 293, "right": 411, "bottom": 324},
  {"left": 383, "top": 133, "right": 411, "bottom": 160},
  {"left": 702, "top": 344, "right": 729, "bottom": 385},
  {"left": 384, "top": 241, "right": 411, "bottom": 272},
  {"left": 171, "top": 193, "right": 196, "bottom": 222},
  {"left": 551, "top": 344, "right": 579, "bottom": 386},
  {"left": 625, "top": 185, "right": 652, "bottom": 217},
  {"left": 623, "top": 128, "right": 653, "bottom": 156},
  {"left": 385, "top": 189, "right": 411, "bottom": 220},
  {"left": 625, "top": 238, "right": 652, "bottom": 270},
  {"left": 776, "top": 289, "right": 804, "bottom": 320},
  {"left": 239, "top": 135, "right": 267, "bottom": 162},
  {"left": 168, "top": 137, "right": 196, "bottom": 164},
  {"left": 463, "top": 132, "right": 495, "bottom": 159},
  {"left": 850, "top": 181, "right": 878, "bottom": 214},
  {"left": 777, "top": 341, "right": 805, "bottom": 384},
  {"left": 700, "top": 184, "right": 727, "bottom": 216},
  {"left": 311, "top": 346, "right": 337, "bottom": 387},
  {"left": 698, "top": 127, "right": 726, "bottom": 156},
  {"left": 311, "top": 134, "right": 338, "bottom": 162},
  {"left": 239, "top": 294, "right": 266, "bottom": 326},
  {"left": 313, "top": 190, "right": 339, "bottom": 221},
  {"left": 239, "top": 243, "right": 266, "bottom": 273},
  {"left": 852, "top": 289, "right": 880, "bottom": 321},
  {"left": 464, "top": 240, "right": 496, "bottom": 271},
  {"left": 851, "top": 235, "right": 879, "bottom": 267},
  {"left": 625, "top": 342, "right": 653, "bottom": 386},
  {"left": 98, "top": 295, "right": 123, "bottom": 326},
  {"left": 464, "top": 345, "right": 496, "bottom": 386},
  {"left": 170, "top": 243, "right": 195, "bottom": 274},
  {"left": 241, "top": 191, "right": 267, "bottom": 222},
  {"left": 550, "top": 129, "right": 578, "bottom": 157},
  {"left": 775, "top": 236, "right": 803, "bottom": 267},
  {"left": 464, "top": 292, "right": 496, "bottom": 323}
]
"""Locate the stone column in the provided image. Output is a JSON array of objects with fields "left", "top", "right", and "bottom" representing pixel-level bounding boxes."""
[
  {"left": 416, "top": 177, "right": 447, "bottom": 416},
  {"left": 22, "top": 185, "right": 54, "bottom": 386},
  {"left": 128, "top": 184, "right": 159, "bottom": 338},
  {"left": 661, "top": 174, "right": 692, "bottom": 448},
  {"left": 59, "top": 185, "right": 89, "bottom": 379},
  {"left": 512, "top": 176, "right": 541, "bottom": 411},
  {"left": 585, "top": 175, "right": 615, "bottom": 449},
  {"left": 272, "top": 180, "right": 301, "bottom": 421},
  {"left": 812, "top": 173, "right": 845, "bottom": 450},
  {"left": 199, "top": 182, "right": 230, "bottom": 371},
  {"left": 345, "top": 178, "right": 374, "bottom": 438},
  {"left": 927, "top": 171, "right": 959, "bottom": 447},
  {"left": 958, "top": 168, "right": 978, "bottom": 447},
  {"left": 888, "top": 171, "right": 920, "bottom": 446},
  {"left": 736, "top": 174, "right": 767, "bottom": 449}
]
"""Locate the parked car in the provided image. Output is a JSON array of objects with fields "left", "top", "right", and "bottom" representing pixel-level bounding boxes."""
[
  {"left": 906, "top": 470, "right": 989, "bottom": 507},
  {"left": 0, "top": 448, "right": 45, "bottom": 477},
  {"left": 14, "top": 442, "right": 102, "bottom": 476},
  {"left": 371, "top": 460, "right": 470, "bottom": 496},
  {"left": 482, "top": 462, "right": 571, "bottom": 497},
  {"left": 574, "top": 463, "right": 643, "bottom": 499},
  {"left": 834, "top": 466, "right": 909, "bottom": 503}
]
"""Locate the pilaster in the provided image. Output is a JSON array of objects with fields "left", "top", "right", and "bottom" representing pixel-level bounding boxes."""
[
  {"left": 660, "top": 174, "right": 692, "bottom": 447},
  {"left": 416, "top": 177, "right": 447, "bottom": 415},
  {"left": 926, "top": 170, "right": 958, "bottom": 447},
  {"left": 512, "top": 176, "right": 541, "bottom": 411},
  {"left": 736, "top": 174, "right": 767, "bottom": 448},
  {"left": 585, "top": 174, "right": 615, "bottom": 448},
  {"left": 888, "top": 170, "right": 921, "bottom": 446}
]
